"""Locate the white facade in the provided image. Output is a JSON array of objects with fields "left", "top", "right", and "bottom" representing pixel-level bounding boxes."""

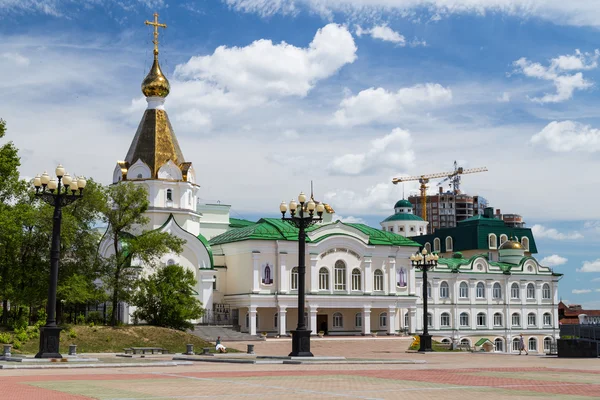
[{"left": 380, "top": 200, "right": 429, "bottom": 238}]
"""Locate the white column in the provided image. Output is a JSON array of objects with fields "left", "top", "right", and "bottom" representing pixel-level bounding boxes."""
[
  {"left": 278, "top": 306, "right": 287, "bottom": 336},
  {"left": 310, "top": 254, "right": 319, "bottom": 293},
  {"left": 388, "top": 258, "right": 397, "bottom": 294},
  {"left": 279, "top": 252, "right": 287, "bottom": 293},
  {"left": 486, "top": 282, "right": 493, "bottom": 329},
  {"left": 469, "top": 281, "right": 476, "bottom": 330},
  {"left": 252, "top": 252, "right": 260, "bottom": 293},
  {"left": 346, "top": 264, "right": 351, "bottom": 294},
  {"left": 362, "top": 307, "right": 371, "bottom": 335},
  {"left": 249, "top": 306, "right": 257, "bottom": 336},
  {"left": 388, "top": 306, "right": 396, "bottom": 335},
  {"left": 383, "top": 261, "right": 389, "bottom": 295},
  {"left": 309, "top": 305, "right": 318, "bottom": 335},
  {"left": 364, "top": 257, "right": 372, "bottom": 293},
  {"left": 409, "top": 307, "right": 417, "bottom": 334},
  {"left": 409, "top": 263, "right": 416, "bottom": 296}
]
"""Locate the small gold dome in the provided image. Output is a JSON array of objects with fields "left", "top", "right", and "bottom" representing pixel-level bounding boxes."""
[
  {"left": 499, "top": 240, "right": 523, "bottom": 250},
  {"left": 141, "top": 58, "right": 170, "bottom": 98}
]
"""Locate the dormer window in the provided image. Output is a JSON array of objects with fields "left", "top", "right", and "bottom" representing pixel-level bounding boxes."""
[{"left": 166, "top": 189, "right": 173, "bottom": 202}]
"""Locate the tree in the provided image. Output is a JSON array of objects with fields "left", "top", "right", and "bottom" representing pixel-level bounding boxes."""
[
  {"left": 131, "top": 264, "right": 204, "bottom": 331},
  {"left": 99, "top": 182, "right": 184, "bottom": 326}
]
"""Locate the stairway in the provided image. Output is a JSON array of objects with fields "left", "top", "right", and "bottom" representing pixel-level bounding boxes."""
[{"left": 191, "top": 325, "right": 264, "bottom": 342}]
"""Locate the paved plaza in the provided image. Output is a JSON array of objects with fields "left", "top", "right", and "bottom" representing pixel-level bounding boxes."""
[{"left": 1, "top": 338, "right": 599, "bottom": 399}]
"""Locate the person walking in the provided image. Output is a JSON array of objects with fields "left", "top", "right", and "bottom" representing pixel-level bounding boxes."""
[
  {"left": 215, "top": 336, "right": 227, "bottom": 353},
  {"left": 518, "top": 334, "right": 528, "bottom": 355}
]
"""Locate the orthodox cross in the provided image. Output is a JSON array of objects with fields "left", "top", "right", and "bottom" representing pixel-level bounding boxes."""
[{"left": 145, "top": 13, "right": 167, "bottom": 58}]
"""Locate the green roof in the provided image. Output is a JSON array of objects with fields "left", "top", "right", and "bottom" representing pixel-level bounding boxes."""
[
  {"left": 394, "top": 199, "right": 413, "bottom": 208},
  {"left": 229, "top": 217, "right": 256, "bottom": 228},
  {"left": 382, "top": 213, "right": 424, "bottom": 222},
  {"left": 436, "top": 253, "right": 562, "bottom": 276},
  {"left": 475, "top": 338, "right": 491, "bottom": 346},
  {"left": 209, "top": 219, "right": 421, "bottom": 247}
]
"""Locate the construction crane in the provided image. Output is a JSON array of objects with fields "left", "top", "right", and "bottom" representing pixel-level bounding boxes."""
[{"left": 391, "top": 162, "right": 488, "bottom": 221}]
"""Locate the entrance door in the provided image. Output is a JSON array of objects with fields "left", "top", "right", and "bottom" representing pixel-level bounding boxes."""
[{"left": 317, "top": 314, "right": 328, "bottom": 334}]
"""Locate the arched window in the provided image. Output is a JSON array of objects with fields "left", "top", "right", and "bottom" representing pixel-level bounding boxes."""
[
  {"left": 543, "top": 313, "right": 552, "bottom": 326},
  {"left": 459, "top": 282, "right": 469, "bottom": 298},
  {"left": 477, "top": 312, "right": 486, "bottom": 326},
  {"left": 333, "top": 312, "right": 343, "bottom": 328},
  {"left": 527, "top": 283, "right": 535, "bottom": 299},
  {"left": 213, "top": 275, "right": 217, "bottom": 291},
  {"left": 355, "top": 312, "right": 362, "bottom": 328},
  {"left": 373, "top": 269, "right": 384, "bottom": 291},
  {"left": 512, "top": 338, "right": 520, "bottom": 352},
  {"left": 445, "top": 236, "right": 453, "bottom": 251},
  {"left": 521, "top": 237, "right": 530, "bottom": 251},
  {"left": 441, "top": 338, "right": 451, "bottom": 344},
  {"left": 488, "top": 233, "right": 497, "bottom": 249},
  {"left": 351, "top": 268, "right": 362, "bottom": 291},
  {"left": 319, "top": 267, "right": 329, "bottom": 290},
  {"left": 476, "top": 282, "right": 485, "bottom": 298},
  {"left": 511, "top": 282, "right": 520, "bottom": 299},
  {"left": 291, "top": 267, "right": 299, "bottom": 290},
  {"left": 427, "top": 312, "right": 433, "bottom": 328},
  {"left": 460, "top": 312, "right": 469, "bottom": 326},
  {"left": 334, "top": 261, "right": 346, "bottom": 291},
  {"left": 433, "top": 238, "right": 441, "bottom": 252},
  {"left": 425, "top": 242, "right": 431, "bottom": 253},
  {"left": 494, "top": 338, "right": 504, "bottom": 352},
  {"left": 500, "top": 234, "right": 508, "bottom": 245},
  {"left": 274, "top": 313, "right": 278, "bottom": 329},
  {"left": 440, "top": 312, "right": 450, "bottom": 327},
  {"left": 167, "top": 259, "right": 175, "bottom": 266},
  {"left": 528, "top": 312, "right": 536, "bottom": 326},
  {"left": 493, "top": 282, "right": 502, "bottom": 299},
  {"left": 493, "top": 313, "right": 503, "bottom": 327},
  {"left": 460, "top": 338, "right": 470, "bottom": 346},
  {"left": 396, "top": 267, "right": 407, "bottom": 287},
  {"left": 542, "top": 283, "right": 551, "bottom": 299},
  {"left": 166, "top": 189, "right": 173, "bottom": 202},
  {"left": 543, "top": 337, "right": 553, "bottom": 352},
  {"left": 528, "top": 337, "right": 537, "bottom": 351},
  {"left": 440, "top": 281, "right": 449, "bottom": 299},
  {"left": 512, "top": 313, "right": 520, "bottom": 327},
  {"left": 379, "top": 312, "right": 387, "bottom": 328}
]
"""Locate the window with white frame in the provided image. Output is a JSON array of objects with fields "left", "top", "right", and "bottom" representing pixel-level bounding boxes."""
[
  {"left": 477, "top": 312, "right": 486, "bottom": 326},
  {"left": 445, "top": 236, "right": 453, "bottom": 251},
  {"left": 334, "top": 260, "right": 346, "bottom": 291},
  {"left": 527, "top": 283, "right": 535, "bottom": 299},
  {"left": 459, "top": 282, "right": 469, "bottom": 298},
  {"left": 521, "top": 237, "right": 529, "bottom": 251},
  {"left": 379, "top": 312, "right": 387, "bottom": 328},
  {"left": 543, "top": 337, "right": 553, "bottom": 351},
  {"left": 528, "top": 313, "right": 536, "bottom": 326},
  {"left": 511, "top": 283, "right": 520, "bottom": 299},
  {"left": 425, "top": 242, "right": 431, "bottom": 253},
  {"left": 319, "top": 267, "right": 329, "bottom": 290},
  {"left": 427, "top": 313, "right": 433, "bottom": 328},
  {"left": 434, "top": 238, "right": 441, "bottom": 252},
  {"left": 333, "top": 312, "right": 343, "bottom": 328},
  {"left": 460, "top": 312, "right": 469, "bottom": 326},
  {"left": 512, "top": 338, "right": 520, "bottom": 351},
  {"left": 404, "top": 312, "right": 409, "bottom": 329},
  {"left": 493, "top": 282, "right": 502, "bottom": 299},
  {"left": 291, "top": 267, "right": 299, "bottom": 290},
  {"left": 373, "top": 270, "right": 384, "bottom": 291},
  {"left": 351, "top": 268, "right": 362, "bottom": 291},
  {"left": 528, "top": 337, "right": 537, "bottom": 351},
  {"left": 542, "top": 283, "right": 551, "bottom": 299},
  {"left": 166, "top": 189, "right": 173, "bottom": 202},
  {"left": 512, "top": 313, "right": 520, "bottom": 327},
  {"left": 440, "top": 281, "right": 449, "bottom": 298},
  {"left": 460, "top": 338, "right": 470, "bottom": 346},
  {"left": 427, "top": 282, "right": 432, "bottom": 298},
  {"left": 500, "top": 234, "right": 508, "bottom": 245},
  {"left": 355, "top": 312, "right": 362, "bottom": 328},
  {"left": 274, "top": 313, "right": 278, "bottom": 328},
  {"left": 543, "top": 313, "right": 552, "bottom": 326},
  {"left": 476, "top": 282, "right": 485, "bottom": 298},
  {"left": 493, "top": 313, "right": 503, "bottom": 327},
  {"left": 488, "top": 234, "right": 497, "bottom": 249},
  {"left": 495, "top": 338, "right": 504, "bottom": 352},
  {"left": 440, "top": 312, "right": 450, "bottom": 327}
]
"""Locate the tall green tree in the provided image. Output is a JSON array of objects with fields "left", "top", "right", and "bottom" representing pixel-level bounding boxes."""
[
  {"left": 132, "top": 264, "right": 204, "bottom": 331},
  {"left": 99, "top": 182, "right": 184, "bottom": 326}
]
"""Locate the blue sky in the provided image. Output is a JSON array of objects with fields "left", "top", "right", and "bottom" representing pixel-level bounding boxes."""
[{"left": 1, "top": 0, "right": 600, "bottom": 308}]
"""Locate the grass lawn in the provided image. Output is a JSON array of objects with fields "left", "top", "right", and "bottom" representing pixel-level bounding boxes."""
[{"left": 11, "top": 325, "right": 235, "bottom": 354}]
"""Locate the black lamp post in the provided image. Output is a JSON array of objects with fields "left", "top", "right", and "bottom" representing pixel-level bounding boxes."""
[
  {"left": 410, "top": 248, "right": 438, "bottom": 352},
  {"left": 280, "top": 193, "right": 324, "bottom": 357},
  {"left": 33, "top": 165, "right": 86, "bottom": 358}
]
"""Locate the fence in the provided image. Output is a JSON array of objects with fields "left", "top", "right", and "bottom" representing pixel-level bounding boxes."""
[{"left": 560, "top": 324, "right": 600, "bottom": 341}]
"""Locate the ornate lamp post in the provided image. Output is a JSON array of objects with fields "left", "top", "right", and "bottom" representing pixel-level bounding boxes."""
[
  {"left": 280, "top": 192, "right": 325, "bottom": 357},
  {"left": 32, "top": 165, "right": 86, "bottom": 358},
  {"left": 410, "top": 248, "right": 438, "bottom": 352}
]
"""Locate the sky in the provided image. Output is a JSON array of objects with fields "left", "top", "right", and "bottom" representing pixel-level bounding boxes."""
[{"left": 1, "top": 0, "right": 600, "bottom": 308}]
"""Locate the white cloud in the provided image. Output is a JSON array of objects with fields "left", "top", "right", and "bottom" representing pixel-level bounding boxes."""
[
  {"left": 531, "top": 121, "right": 600, "bottom": 153},
  {"left": 333, "top": 84, "right": 452, "bottom": 127},
  {"left": 1, "top": 52, "right": 30, "bottom": 66},
  {"left": 337, "top": 215, "right": 367, "bottom": 224},
  {"left": 174, "top": 23, "right": 357, "bottom": 99},
  {"left": 497, "top": 92, "right": 510, "bottom": 102},
  {"left": 511, "top": 50, "right": 598, "bottom": 103},
  {"left": 591, "top": 277, "right": 600, "bottom": 282},
  {"left": 531, "top": 224, "right": 584, "bottom": 240},
  {"left": 577, "top": 259, "right": 600, "bottom": 273},
  {"left": 540, "top": 255, "right": 568, "bottom": 267},
  {"left": 356, "top": 24, "right": 406, "bottom": 45},
  {"left": 328, "top": 128, "right": 415, "bottom": 176},
  {"left": 282, "top": 129, "right": 299, "bottom": 139},
  {"left": 572, "top": 289, "right": 592, "bottom": 294}
]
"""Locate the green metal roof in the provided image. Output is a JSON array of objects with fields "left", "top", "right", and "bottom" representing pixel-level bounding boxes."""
[
  {"left": 229, "top": 217, "right": 256, "bottom": 228},
  {"left": 394, "top": 199, "right": 413, "bottom": 208},
  {"left": 382, "top": 213, "right": 424, "bottom": 222},
  {"left": 436, "top": 253, "right": 563, "bottom": 276},
  {"left": 344, "top": 223, "right": 421, "bottom": 246},
  {"left": 475, "top": 338, "right": 491, "bottom": 346}
]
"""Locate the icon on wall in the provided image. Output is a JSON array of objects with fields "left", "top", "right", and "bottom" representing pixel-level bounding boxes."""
[
  {"left": 397, "top": 267, "right": 407, "bottom": 287},
  {"left": 262, "top": 263, "right": 273, "bottom": 285}
]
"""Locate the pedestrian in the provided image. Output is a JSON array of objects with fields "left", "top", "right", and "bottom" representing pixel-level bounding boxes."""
[
  {"left": 518, "top": 334, "right": 528, "bottom": 355},
  {"left": 215, "top": 336, "right": 227, "bottom": 353}
]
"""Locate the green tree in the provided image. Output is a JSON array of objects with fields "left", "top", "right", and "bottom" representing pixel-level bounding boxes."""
[
  {"left": 131, "top": 264, "right": 203, "bottom": 331},
  {"left": 99, "top": 182, "right": 184, "bottom": 326}
]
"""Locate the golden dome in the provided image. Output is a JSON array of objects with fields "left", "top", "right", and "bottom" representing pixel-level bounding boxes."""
[
  {"left": 141, "top": 57, "right": 170, "bottom": 98},
  {"left": 499, "top": 240, "right": 523, "bottom": 250}
]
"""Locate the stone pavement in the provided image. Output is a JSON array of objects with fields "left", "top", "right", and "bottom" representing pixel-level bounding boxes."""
[{"left": 1, "top": 338, "right": 599, "bottom": 399}]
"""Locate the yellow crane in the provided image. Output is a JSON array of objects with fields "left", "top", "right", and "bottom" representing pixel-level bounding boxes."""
[{"left": 392, "top": 162, "right": 488, "bottom": 221}]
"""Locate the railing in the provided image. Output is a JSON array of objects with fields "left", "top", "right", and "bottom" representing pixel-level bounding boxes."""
[
  {"left": 199, "top": 304, "right": 232, "bottom": 326},
  {"left": 560, "top": 324, "right": 600, "bottom": 341}
]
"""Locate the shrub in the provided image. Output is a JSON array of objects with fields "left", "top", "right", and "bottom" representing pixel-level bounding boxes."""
[
  {"left": 76, "top": 314, "right": 86, "bottom": 325},
  {"left": 10, "top": 315, "right": 28, "bottom": 332},
  {"left": 35, "top": 309, "right": 47, "bottom": 328},
  {"left": 15, "top": 331, "right": 28, "bottom": 342},
  {"left": 12, "top": 339, "right": 21, "bottom": 349},
  {"left": 86, "top": 311, "right": 103, "bottom": 325},
  {"left": 68, "top": 329, "right": 77, "bottom": 339},
  {"left": 0, "top": 332, "right": 11, "bottom": 344}
]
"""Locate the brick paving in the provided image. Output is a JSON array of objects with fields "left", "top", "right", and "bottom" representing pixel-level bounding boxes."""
[{"left": 1, "top": 338, "right": 599, "bottom": 399}]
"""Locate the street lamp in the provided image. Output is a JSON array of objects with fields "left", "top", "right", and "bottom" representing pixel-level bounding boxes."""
[
  {"left": 280, "top": 193, "right": 325, "bottom": 357},
  {"left": 410, "top": 248, "right": 438, "bottom": 352},
  {"left": 33, "top": 165, "right": 86, "bottom": 358}
]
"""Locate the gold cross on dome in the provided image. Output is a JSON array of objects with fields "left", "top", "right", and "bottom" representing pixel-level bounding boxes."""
[{"left": 145, "top": 12, "right": 167, "bottom": 58}]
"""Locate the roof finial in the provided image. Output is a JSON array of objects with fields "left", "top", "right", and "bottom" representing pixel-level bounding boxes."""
[
  {"left": 141, "top": 12, "right": 170, "bottom": 98},
  {"left": 145, "top": 12, "right": 167, "bottom": 60}
]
